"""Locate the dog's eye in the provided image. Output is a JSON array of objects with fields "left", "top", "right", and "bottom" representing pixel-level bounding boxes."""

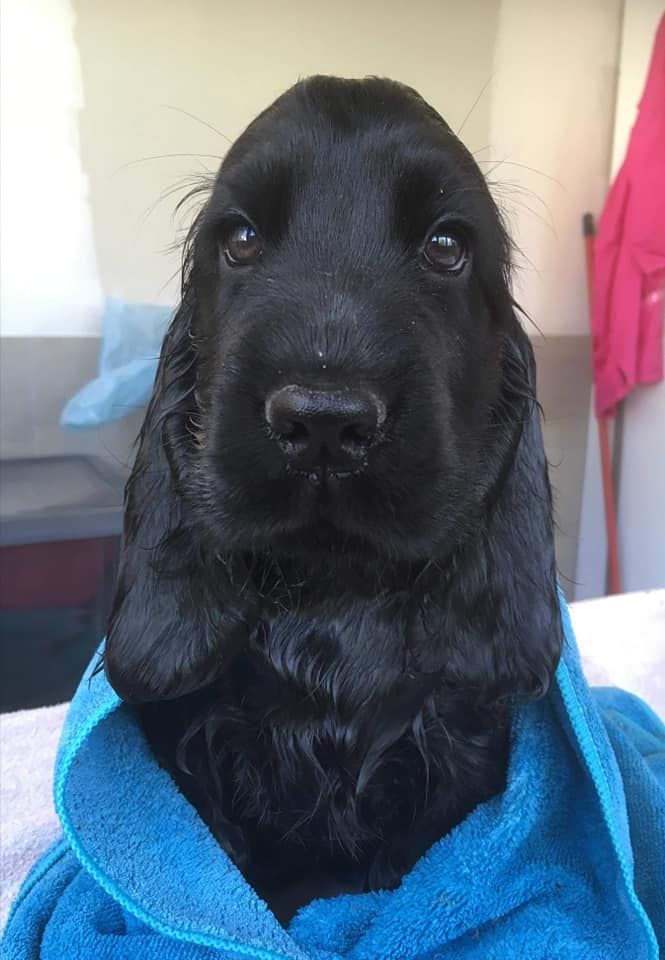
[
  {"left": 223, "top": 222, "right": 262, "bottom": 266},
  {"left": 423, "top": 227, "right": 467, "bottom": 272}
]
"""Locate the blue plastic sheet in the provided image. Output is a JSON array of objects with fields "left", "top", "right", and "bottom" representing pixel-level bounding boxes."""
[{"left": 60, "top": 299, "right": 172, "bottom": 429}]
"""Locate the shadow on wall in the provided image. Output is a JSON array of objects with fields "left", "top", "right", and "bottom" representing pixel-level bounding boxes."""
[{"left": 532, "top": 337, "right": 592, "bottom": 601}]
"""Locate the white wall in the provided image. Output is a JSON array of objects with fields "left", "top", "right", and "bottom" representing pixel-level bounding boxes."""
[
  {"left": 618, "top": 375, "right": 665, "bottom": 592},
  {"left": 0, "top": 0, "right": 103, "bottom": 335},
  {"left": 611, "top": 2, "right": 665, "bottom": 176},
  {"left": 576, "top": 0, "right": 665, "bottom": 598}
]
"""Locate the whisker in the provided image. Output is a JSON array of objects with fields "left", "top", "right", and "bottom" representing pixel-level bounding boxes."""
[
  {"left": 114, "top": 152, "right": 223, "bottom": 174},
  {"left": 478, "top": 157, "right": 562, "bottom": 188},
  {"left": 160, "top": 103, "right": 233, "bottom": 144},
  {"left": 456, "top": 74, "right": 494, "bottom": 138}
]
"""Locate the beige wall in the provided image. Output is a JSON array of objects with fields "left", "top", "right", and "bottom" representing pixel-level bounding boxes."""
[
  {"left": 73, "top": 0, "right": 624, "bottom": 340},
  {"left": 2, "top": 0, "right": 625, "bottom": 340},
  {"left": 72, "top": 0, "right": 499, "bottom": 311},
  {"left": 486, "top": 0, "right": 623, "bottom": 595},
  {"left": 488, "top": 0, "right": 622, "bottom": 338}
]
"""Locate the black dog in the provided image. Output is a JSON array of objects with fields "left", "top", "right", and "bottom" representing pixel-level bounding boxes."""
[{"left": 104, "top": 76, "right": 563, "bottom": 923}]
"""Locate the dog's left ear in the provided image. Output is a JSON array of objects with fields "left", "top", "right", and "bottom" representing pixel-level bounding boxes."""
[{"left": 434, "top": 330, "right": 564, "bottom": 701}]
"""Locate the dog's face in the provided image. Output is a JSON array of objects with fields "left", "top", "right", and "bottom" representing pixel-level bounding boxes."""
[
  {"left": 106, "top": 77, "right": 561, "bottom": 706},
  {"left": 185, "top": 77, "right": 520, "bottom": 560}
]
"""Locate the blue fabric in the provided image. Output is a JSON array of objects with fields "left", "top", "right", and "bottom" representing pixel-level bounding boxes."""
[
  {"left": 3, "top": 598, "right": 664, "bottom": 959},
  {"left": 60, "top": 299, "right": 171, "bottom": 429}
]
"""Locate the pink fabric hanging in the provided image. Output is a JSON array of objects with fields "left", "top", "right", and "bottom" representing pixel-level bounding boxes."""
[{"left": 592, "top": 13, "right": 665, "bottom": 418}]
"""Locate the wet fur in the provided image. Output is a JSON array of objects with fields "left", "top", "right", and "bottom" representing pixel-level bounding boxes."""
[{"left": 103, "top": 77, "right": 563, "bottom": 923}]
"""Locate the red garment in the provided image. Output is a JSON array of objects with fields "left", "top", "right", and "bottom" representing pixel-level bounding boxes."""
[{"left": 592, "top": 13, "right": 665, "bottom": 418}]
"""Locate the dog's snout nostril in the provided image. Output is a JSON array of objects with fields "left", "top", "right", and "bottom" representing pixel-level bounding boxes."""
[
  {"left": 265, "top": 385, "right": 385, "bottom": 471},
  {"left": 340, "top": 421, "right": 373, "bottom": 453},
  {"left": 278, "top": 418, "right": 310, "bottom": 456}
]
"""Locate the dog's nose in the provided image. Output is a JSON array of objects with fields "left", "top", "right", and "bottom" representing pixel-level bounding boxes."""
[{"left": 265, "top": 385, "right": 386, "bottom": 469}]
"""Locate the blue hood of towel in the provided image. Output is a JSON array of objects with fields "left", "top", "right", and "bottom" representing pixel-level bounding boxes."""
[{"left": 4, "top": 597, "right": 665, "bottom": 959}]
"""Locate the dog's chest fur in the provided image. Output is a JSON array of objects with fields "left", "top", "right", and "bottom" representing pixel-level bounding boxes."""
[{"left": 142, "top": 590, "right": 511, "bottom": 914}]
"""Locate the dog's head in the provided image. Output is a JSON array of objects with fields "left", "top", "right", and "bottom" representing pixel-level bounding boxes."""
[
  {"left": 181, "top": 77, "right": 519, "bottom": 558},
  {"left": 106, "top": 77, "right": 562, "bottom": 703}
]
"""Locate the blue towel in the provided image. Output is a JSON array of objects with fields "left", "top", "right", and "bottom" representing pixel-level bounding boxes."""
[{"left": 3, "top": 598, "right": 664, "bottom": 959}]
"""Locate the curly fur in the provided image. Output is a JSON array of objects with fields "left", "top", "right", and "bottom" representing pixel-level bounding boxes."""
[{"left": 103, "top": 76, "right": 563, "bottom": 923}]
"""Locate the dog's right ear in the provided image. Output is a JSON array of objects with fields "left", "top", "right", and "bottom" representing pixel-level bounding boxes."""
[{"left": 103, "top": 283, "right": 248, "bottom": 703}]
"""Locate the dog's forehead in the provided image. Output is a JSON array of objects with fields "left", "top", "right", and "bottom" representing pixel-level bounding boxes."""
[
  {"left": 226, "top": 76, "right": 454, "bottom": 163},
  {"left": 206, "top": 78, "right": 494, "bottom": 250},
  {"left": 218, "top": 79, "right": 476, "bottom": 202}
]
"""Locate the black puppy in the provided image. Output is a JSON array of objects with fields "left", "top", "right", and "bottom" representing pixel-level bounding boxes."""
[{"left": 104, "top": 76, "right": 563, "bottom": 922}]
